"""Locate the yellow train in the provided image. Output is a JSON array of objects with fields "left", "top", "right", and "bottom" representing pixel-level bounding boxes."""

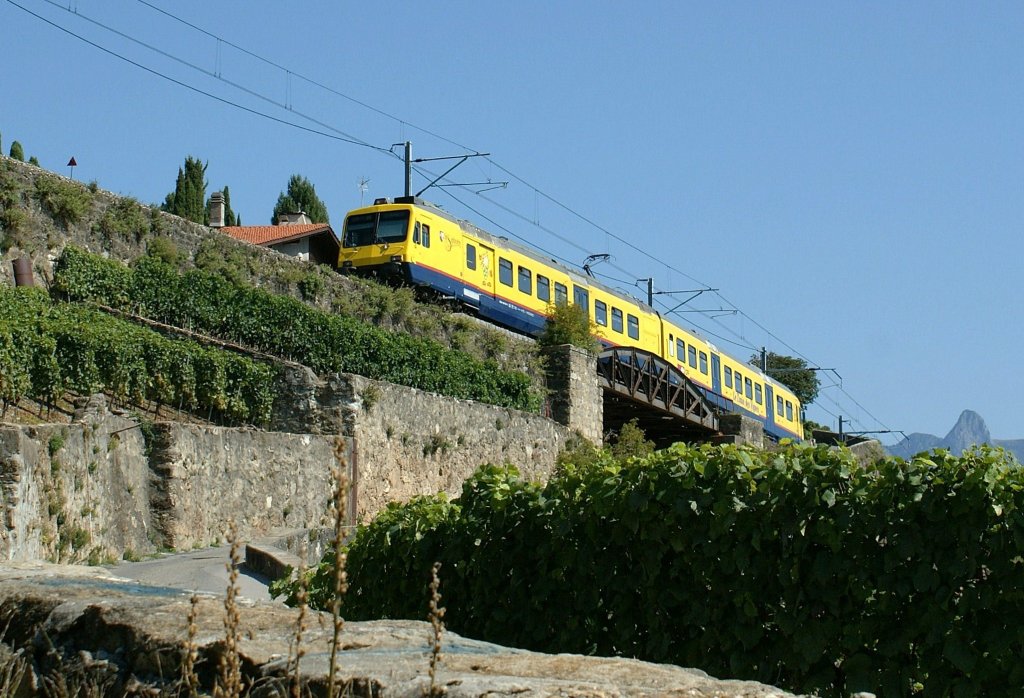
[{"left": 339, "top": 196, "right": 803, "bottom": 440}]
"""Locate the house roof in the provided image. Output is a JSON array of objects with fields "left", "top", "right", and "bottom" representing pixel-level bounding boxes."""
[{"left": 220, "top": 223, "right": 337, "bottom": 247}]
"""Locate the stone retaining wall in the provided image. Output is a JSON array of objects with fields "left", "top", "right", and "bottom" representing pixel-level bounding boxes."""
[
  {"left": 147, "top": 424, "right": 348, "bottom": 551},
  {"left": 0, "top": 398, "right": 151, "bottom": 563},
  {"left": 343, "top": 374, "right": 573, "bottom": 520},
  {"left": 0, "top": 397, "right": 349, "bottom": 562},
  {"left": 269, "top": 365, "right": 578, "bottom": 520}
]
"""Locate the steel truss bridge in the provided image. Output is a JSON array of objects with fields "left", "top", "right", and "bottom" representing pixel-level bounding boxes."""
[{"left": 597, "top": 347, "right": 721, "bottom": 446}]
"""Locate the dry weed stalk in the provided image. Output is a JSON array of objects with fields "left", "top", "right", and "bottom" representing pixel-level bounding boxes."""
[
  {"left": 0, "top": 649, "right": 28, "bottom": 696},
  {"left": 288, "top": 540, "right": 310, "bottom": 698},
  {"left": 214, "top": 521, "right": 243, "bottom": 698},
  {"left": 182, "top": 592, "right": 201, "bottom": 698},
  {"left": 427, "top": 561, "right": 446, "bottom": 696},
  {"left": 327, "top": 442, "right": 350, "bottom": 698}
]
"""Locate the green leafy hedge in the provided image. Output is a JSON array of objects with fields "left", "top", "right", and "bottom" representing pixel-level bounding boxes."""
[
  {"left": 0, "top": 287, "right": 274, "bottom": 424},
  {"left": 52, "top": 247, "right": 540, "bottom": 412},
  {"left": 285, "top": 443, "right": 1024, "bottom": 697}
]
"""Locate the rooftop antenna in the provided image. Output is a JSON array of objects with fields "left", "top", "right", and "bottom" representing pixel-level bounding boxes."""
[{"left": 358, "top": 177, "right": 370, "bottom": 206}]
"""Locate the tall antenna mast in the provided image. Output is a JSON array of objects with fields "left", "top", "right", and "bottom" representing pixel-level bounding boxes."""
[
  {"left": 403, "top": 141, "right": 412, "bottom": 198},
  {"left": 358, "top": 177, "right": 371, "bottom": 207}
]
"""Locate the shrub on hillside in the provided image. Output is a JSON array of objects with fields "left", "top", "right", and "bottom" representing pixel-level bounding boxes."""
[
  {"left": 537, "top": 300, "right": 598, "bottom": 351},
  {"left": 34, "top": 176, "right": 92, "bottom": 227},
  {"left": 52, "top": 247, "right": 541, "bottom": 412},
  {"left": 283, "top": 443, "right": 1024, "bottom": 697}
]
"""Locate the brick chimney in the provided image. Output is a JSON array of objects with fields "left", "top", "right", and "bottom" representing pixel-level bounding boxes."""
[{"left": 209, "top": 191, "right": 225, "bottom": 228}]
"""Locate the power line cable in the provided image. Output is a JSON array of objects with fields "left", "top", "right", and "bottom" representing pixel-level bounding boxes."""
[
  {"left": 133, "top": 0, "right": 478, "bottom": 155},
  {"left": 4, "top": 0, "right": 393, "bottom": 153},
  {"left": 33, "top": 0, "right": 390, "bottom": 154}
]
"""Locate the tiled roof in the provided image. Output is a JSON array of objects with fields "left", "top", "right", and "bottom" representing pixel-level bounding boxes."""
[{"left": 220, "top": 223, "right": 336, "bottom": 246}]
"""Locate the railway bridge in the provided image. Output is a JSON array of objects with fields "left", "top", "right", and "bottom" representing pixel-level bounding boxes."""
[
  {"left": 545, "top": 345, "right": 760, "bottom": 449},
  {"left": 597, "top": 347, "right": 721, "bottom": 447}
]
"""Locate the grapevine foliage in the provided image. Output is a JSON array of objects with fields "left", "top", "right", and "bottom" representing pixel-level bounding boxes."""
[
  {"left": 0, "top": 286, "right": 274, "bottom": 423},
  {"left": 52, "top": 246, "right": 539, "bottom": 411},
  {"left": 285, "top": 443, "right": 1024, "bottom": 697}
]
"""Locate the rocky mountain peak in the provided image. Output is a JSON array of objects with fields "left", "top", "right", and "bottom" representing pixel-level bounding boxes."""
[
  {"left": 887, "top": 409, "right": 1024, "bottom": 461},
  {"left": 944, "top": 409, "right": 991, "bottom": 455}
]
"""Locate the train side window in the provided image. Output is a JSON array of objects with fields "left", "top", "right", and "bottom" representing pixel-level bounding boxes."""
[
  {"left": 724, "top": 366, "right": 733, "bottom": 388},
  {"left": 573, "top": 287, "right": 590, "bottom": 317},
  {"left": 676, "top": 338, "right": 685, "bottom": 359},
  {"left": 735, "top": 370, "right": 742, "bottom": 391},
  {"left": 745, "top": 377, "right": 753, "bottom": 399},
  {"left": 688, "top": 346, "right": 697, "bottom": 369},
  {"left": 699, "top": 351, "right": 708, "bottom": 374},
  {"left": 785, "top": 400, "right": 794, "bottom": 421},
  {"left": 413, "top": 222, "right": 421, "bottom": 245},
  {"left": 611, "top": 308, "right": 623, "bottom": 333},
  {"left": 627, "top": 315, "right": 639, "bottom": 340},
  {"left": 595, "top": 300, "right": 608, "bottom": 326},
  {"left": 668, "top": 333, "right": 675, "bottom": 356},
  {"left": 554, "top": 282, "right": 568, "bottom": 305},
  {"left": 421, "top": 224, "right": 431, "bottom": 248},
  {"left": 777, "top": 396, "right": 785, "bottom": 416},
  {"left": 499, "top": 258, "right": 513, "bottom": 286},
  {"left": 518, "top": 266, "right": 532, "bottom": 294},
  {"left": 537, "top": 275, "right": 550, "bottom": 302},
  {"left": 466, "top": 244, "right": 476, "bottom": 270},
  {"left": 754, "top": 384, "right": 763, "bottom": 405}
]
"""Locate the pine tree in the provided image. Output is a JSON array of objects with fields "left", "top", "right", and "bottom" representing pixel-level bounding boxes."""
[
  {"left": 28, "top": 156, "right": 39, "bottom": 166},
  {"left": 9, "top": 141, "right": 24, "bottom": 162},
  {"left": 162, "top": 156, "right": 208, "bottom": 225},
  {"left": 271, "top": 174, "right": 329, "bottom": 224}
]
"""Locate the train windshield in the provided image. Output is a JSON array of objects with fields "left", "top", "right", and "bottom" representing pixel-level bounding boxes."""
[{"left": 343, "top": 210, "right": 410, "bottom": 247}]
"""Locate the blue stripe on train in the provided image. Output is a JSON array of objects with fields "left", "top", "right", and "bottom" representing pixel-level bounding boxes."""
[{"left": 405, "top": 263, "right": 548, "bottom": 336}]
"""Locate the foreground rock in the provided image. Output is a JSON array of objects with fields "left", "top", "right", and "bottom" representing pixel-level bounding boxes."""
[{"left": 0, "top": 564, "right": 796, "bottom": 697}]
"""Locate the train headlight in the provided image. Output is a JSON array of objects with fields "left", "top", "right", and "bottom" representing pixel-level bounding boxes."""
[
  {"left": 390, "top": 255, "right": 402, "bottom": 262},
  {"left": 341, "top": 260, "right": 354, "bottom": 269}
]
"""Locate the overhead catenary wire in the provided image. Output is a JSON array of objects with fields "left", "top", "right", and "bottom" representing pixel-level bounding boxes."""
[
  {"left": 4, "top": 0, "right": 393, "bottom": 154},
  {"left": 8, "top": 0, "right": 893, "bottom": 436}
]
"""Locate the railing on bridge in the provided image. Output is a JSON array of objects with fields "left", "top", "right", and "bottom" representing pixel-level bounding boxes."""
[{"left": 596, "top": 347, "right": 718, "bottom": 432}]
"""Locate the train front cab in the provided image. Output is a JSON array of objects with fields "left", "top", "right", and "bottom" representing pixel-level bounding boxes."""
[{"left": 339, "top": 202, "right": 414, "bottom": 281}]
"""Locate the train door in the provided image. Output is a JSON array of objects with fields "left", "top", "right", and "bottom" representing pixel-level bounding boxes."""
[
  {"left": 711, "top": 353, "right": 722, "bottom": 395},
  {"left": 765, "top": 385, "right": 777, "bottom": 434},
  {"left": 477, "top": 243, "right": 495, "bottom": 297}
]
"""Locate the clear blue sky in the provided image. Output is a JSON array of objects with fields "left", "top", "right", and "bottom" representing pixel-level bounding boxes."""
[{"left": 3, "top": 1, "right": 1022, "bottom": 444}]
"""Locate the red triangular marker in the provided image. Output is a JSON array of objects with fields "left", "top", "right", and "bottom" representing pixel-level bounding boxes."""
[{"left": 67, "top": 157, "right": 77, "bottom": 167}]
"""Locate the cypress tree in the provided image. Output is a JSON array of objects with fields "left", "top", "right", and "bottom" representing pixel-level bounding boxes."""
[
  {"left": 162, "top": 156, "right": 208, "bottom": 225},
  {"left": 9, "top": 141, "right": 24, "bottom": 162}
]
